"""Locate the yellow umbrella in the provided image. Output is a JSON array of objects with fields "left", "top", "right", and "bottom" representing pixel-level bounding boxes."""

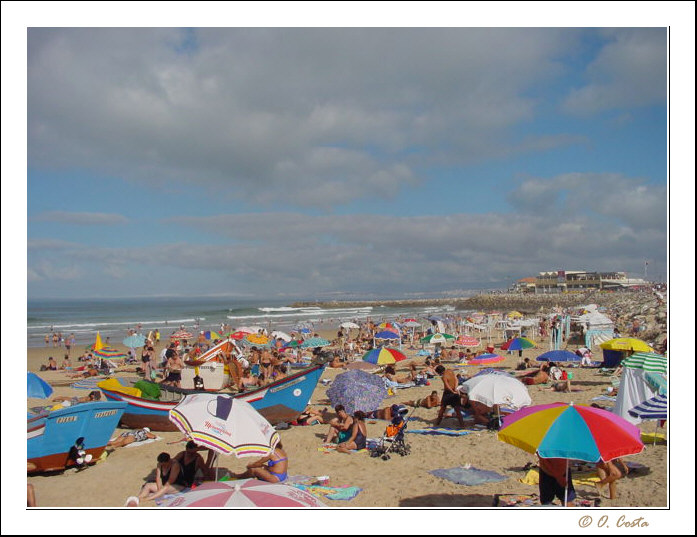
[
  {"left": 508, "top": 311, "right": 524, "bottom": 318},
  {"left": 93, "top": 332, "right": 105, "bottom": 351},
  {"left": 599, "top": 338, "right": 652, "bottom": 353},
  {"left": 246, "top": 333, "right": 270, "bottom": 345}
]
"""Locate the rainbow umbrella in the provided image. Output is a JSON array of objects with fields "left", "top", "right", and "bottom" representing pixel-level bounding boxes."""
[
  {"left": 501, "top": 337, "right": 536, "bottom": 351},
  {"left": 420, "top": 333, "right": 455, "bottom": 345},
  {"left": 599, "top": 338, "right": 652, "bottom": 353},
  {"left": 455, "top": 335, "right": 481, "bottom": 347},
  {"left": 93, "top": 346, "right": 128, "bottom": 360},
  {"left": 204, "top": 330, "right": 221, "bottom": 340},
  {"left": 467, "top": 353, "right": 505, "bottom": 365},
  {"left": 362, "top": 347, "right": 407, "bottom": 365},
  {"left": 377, "top": 322, "right": 399, "bottom": 331},
  {"left": 498, "top": 402, "right": 644, "bottom": 462},
  {"left": 93, "top": 332, "right": 105, "bottom": 351}
]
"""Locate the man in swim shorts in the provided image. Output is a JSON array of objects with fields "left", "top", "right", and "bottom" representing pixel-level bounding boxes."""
[{"left": 434, "top": 365, "right": 466, "bottom": 428}]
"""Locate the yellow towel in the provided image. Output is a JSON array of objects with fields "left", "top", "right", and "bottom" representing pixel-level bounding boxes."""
[
  {"left": 641, "top": 431, "right": 667, "bottom": 443},
  {"left": 97, "top": 378, "right": 142, "bottom": 398},
  {"left": 520, "top": 468, "right": 601, "bottom": 487}
]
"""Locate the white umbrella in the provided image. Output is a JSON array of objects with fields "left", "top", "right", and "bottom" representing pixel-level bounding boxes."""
[
  {"left": 270, "top": 330, "right": 292, "bottom": 342},
  {"left": 340, "top": 322, "right": 360, "bottom": 329},
  {"left": 162, "top": 479, "right": 326, "bottom": 507},
  {"left": 169, "top": 394, "right": 279, "bottom": 457},
  {"left": 235, "top": 326, "right": 256, "bottom": 334},
  {"left": 402, "top": 321, "right": 421, "bottom": 328},
  {"left": 461, "top": 373, "right": 532, "bottom": 409}
]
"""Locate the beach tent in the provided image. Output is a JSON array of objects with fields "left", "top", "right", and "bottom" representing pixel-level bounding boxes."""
[
  {"left": 612, "top": 352, "right": 667, "bottom": 425},
  {"left": 575, "top": 310, "right": 615, "bottom": 348},
  {"left": 601, "top": 349, "right": 624, "bottom": 368}
]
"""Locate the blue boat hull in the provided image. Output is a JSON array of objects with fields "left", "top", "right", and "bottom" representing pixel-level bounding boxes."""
[
  {"left": 100, "top": 365, "right": 325, "bottom": 431},
  {"left": 28, "top": 401, "right": 127, "bottom": 473}
]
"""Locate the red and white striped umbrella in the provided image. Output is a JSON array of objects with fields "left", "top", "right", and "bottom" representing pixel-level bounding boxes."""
[
  {"left": 455, "top": 335, "right": 481, "bottom": 347},
  {"left": 162, "top": 479, "right": 327, "bottom": 507},
  {"left": 171, "top": 330, "right": 193, "bottom": 339}
]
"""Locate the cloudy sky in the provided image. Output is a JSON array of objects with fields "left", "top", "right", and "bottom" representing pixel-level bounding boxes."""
[{"left": 22, "top": 22, "right": 671, "bottom": 299}]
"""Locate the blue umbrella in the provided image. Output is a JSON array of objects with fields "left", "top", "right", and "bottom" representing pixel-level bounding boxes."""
[
  {"left": 536, "top": 350, "right": 581, "bottom": 362},
  {"left": 473, "top": 368, "right": 513, "bottom": 378},
  {"left": 123, "top": 334, "right": 147, "bottom": 348},
  {"left": 300, "top": 337, "right": 330, "bottom": 348},
  {"left": 28, "top": 372, "right": 53, "bottom": 399},
  {"left": 628, "top": 393, "right": 667, "bottom": 421},
  {"left": 326, "top": 370, "right": 387, "bottom": 415},
  {"left": 374, "top": 330, "right": 400, "bottom": 340}
]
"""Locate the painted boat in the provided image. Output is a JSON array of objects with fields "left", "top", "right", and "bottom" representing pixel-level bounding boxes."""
[
  {"left": 99, "top": 364, "right": 325, "bottom": 431},
  {"left": 27, "top": 400, "right": 127, "bottom": 473}
]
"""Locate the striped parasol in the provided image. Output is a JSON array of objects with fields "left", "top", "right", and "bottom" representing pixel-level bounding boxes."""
[
  {"left": 621, "top": 352, "right": 667, "bottom": 373},
  {"left": 361, "top": 347, "right": 407, "bottom": 365},
  {"left": 467, "top": 353, "right": 505, "bottom": 365},
  {"left": 93, "top": 346, "right": 128, "bottom": 360},
  {"left": 171, "top": 330, "right": 193, "bottom": 339},
  {"left": 628, "top": 393, "right": 667, "bottom": 420}
]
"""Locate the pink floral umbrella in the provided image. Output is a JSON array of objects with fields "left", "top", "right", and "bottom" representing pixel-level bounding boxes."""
[
  {"left": 162, "top": 479, "right": 327, "bottom": 507},
  {"left": 455, "top": 335, "right": 481, "bottom": 347}
]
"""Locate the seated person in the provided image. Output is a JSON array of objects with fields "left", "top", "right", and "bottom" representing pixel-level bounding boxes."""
[
  {"left": 337, "top": 411, "right": 368, "bottom": 453},
  {"left": 231, "top": 442, "right": 289, "bottom": 483},
  {"left": 327, "top": 354, "right": 344, "bottom": 368},
  {"left": 52, "top": 390, "right": 102, "bottom": 406},
  {"left": 383, "top": 365, "right": 413, "bottom": 386},
  {"left": 61, "top": 355, "right": 72, "bottom": 370},
  {"left": 174, "top": 440, "right": 214, "bottom": 486},
  {"left": 515, "top": 357, "right": 532, "bottom": 371},
  {"left": 293, "top": 406, "right": 327, "bottom": 426},
  {"left": 402, "top": 390, "right": 441, "bottom": 409},
  {"left": 138, "top": 452, "right": 188, "bottom": 502},
  {"left": 107, "top": 427, "right": 156, "bottom": 448},
  {"left": 324, "top": 405, "right": 354, "bottom": 444},
  {"left": 516, "top": 363, "right": 550, "bottom": 385},
  {"left": 272, "top": 364, "right": 288, "bottom": 381},
  {"left": 43, "top": 357, "right": 57, "bottom": 371}
]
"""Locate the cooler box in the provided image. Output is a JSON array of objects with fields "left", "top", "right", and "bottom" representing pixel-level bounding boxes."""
[{"left": 181, "top": 362, "right": 229, "bottom": 390}]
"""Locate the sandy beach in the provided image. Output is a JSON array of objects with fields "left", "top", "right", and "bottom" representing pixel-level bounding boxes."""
[{"left": 27, "top": 295, "right": 668, "bottom": 509}]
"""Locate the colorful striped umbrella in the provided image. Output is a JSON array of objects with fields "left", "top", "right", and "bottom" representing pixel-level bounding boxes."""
[
  {"left": 420, "top": 333, "right": 455, "bottom": 344},
  {"left": 455, "top": 335, "right": 481, "bottom": 347},
  {"left": 501, "top": 337, "right": 536, "bottom": 351},
  {"left": 93, "top": 332, "right": 105, "bottom": 351},
  {"left": 204, "top": 330, "right": 222, "bottom": 340},
  {"left": 536, "top": 350, "right": 580, "bottom": 362},
  {"left": 300, "top": 337, "right": 330, "bottom": 348},
  {"left": 622, "top": 351, "right": 667, "bottom": 373},
  {"left": 467, "top": 353, "right": 505, "bottom": 365},
  {"left": 169, "top": 394, "right": 279, "bottom": 457},
  {"left": 171, "top": 330, "right": 193, "bottom": 339},
  {"left": 362, "top": 347, "right": 407, "bottom": 365},
  {"left": 498, "top": 402, "right": 644, "bottom": 462},
  {"left": 93, "top": 346, "right": 128, "bottom": 360},
  {"left": 600, "top": 338, "right": 652, "bottom": 353},
  {"left": 162, "top": 479, "right": 326, "bottom": 508},
  {"left": 377, "top": 322, "right": 399, "bottom": 331}
]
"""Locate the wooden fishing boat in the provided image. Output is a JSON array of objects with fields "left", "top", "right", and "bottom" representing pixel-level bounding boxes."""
[
  {"left": 99, "top": 363, "right": 325, "bottom": 431},
  {"left": 27, "top": 400, "right": 127, "bottom": 473}
]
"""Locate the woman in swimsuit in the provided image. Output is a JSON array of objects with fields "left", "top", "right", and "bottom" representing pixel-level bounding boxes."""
[
  {"left": 337, "top": 411, "right": 368, "bottom": 452},
  {"left": 138, "top": 452, "right": 188, "bottom": 502},
  {"left": 231, "top": 442, "right": 289, "bottom": 483},
  {"left": 174, "top": 441, "right": 212, "bottom": 486},
  {"left": 107, "top": 427, "right": 156, "bottom": 448}
]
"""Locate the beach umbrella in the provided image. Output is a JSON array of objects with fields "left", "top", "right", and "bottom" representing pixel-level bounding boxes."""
[
  {"left": 402, "top": 320, "right": 421, "bottom": 328},
  {"left": 621, "top": 351, "right": 667, "bottom": 373},
  {"left": 628, "top": 393, "right": 667, "bottom": 421},
  {"left": 536, "top": 350, "right": 580, "bottom": 362},
  {"left": 122, "top": 334, "right": 146, "bottom": 348},
  {"left": 427, "top": 315, "right": 445, "bottom": 322},
  {"left": 377, "top": 322, "right": 399, "bottom": 331},
  {"left": 362, "top": 347, "right": 407, "bottom": 365},
  {"left": 420, "top": 333, "right": 455, "bottom": 345},
  {"left": 300, "top": 337, "right": 330, "bottom": 348},
  {"left": 93, "top": 346, "right": 129, "bottom": 360},
  {"left": 501, "top": 337, "right": 536, "bottom": 351},
  {"left": 204, "top": 330, "right": 222, "bottom": 340},
  {"left": 93, "top": 332, "right": 105, "bottom": 351},
  {"left": 467, "top": 353, "right": 505, "bottom": 365},
  {"left": 234, "top": 326, "right": 256, "bottom": 334},
  {"left": 227, "top": 331, "right": 247, "bottom": 340},
  {"left": 507, "top": 311, "right": 524, "bottom": 319},
  {"left": 644, "top": 372, "right": 667, "bottom": 396},
  {"left": 473, "top": 368, "right": 513, "bottom": 378},
  {"left": 326, "top": 369, "right": 388, "bottom": 415},
  {"left": 340, "top": 322, "right": 360, "bottom": 330},
  {"left": 27, "top": 372, "right": 53, "bottom": 399},
  {"left": 462, "top": 373, "right": 532, "bottom": 409},
  {"left": 455, "top": 336, "right": 481, "bottom": 347},
  {"left": 270, "top": 331, "right": 292, "bottom": 342},
  {"left": 374, "top": 330, "right": 400, "bottom": 340},
  {"left": 600, "top": 338, "right": 652, "bottom": 353},
  {"left": 171, "top": 330, "right": 193, "bottom": 339},
  {"left": 161, "top": 479, "right": 326, "bottom": 508},
  {"left": 169, "top": 394, "right": 279, "bottom": 457},
  {"left": 246, "top": 333, "right": 270, "bottom": 345},
  {"left": 281, "top": 340, "right": 301, "bottom": 349},
  {"left": 498, "top": 403, "right": 644, "bottom": 462}
]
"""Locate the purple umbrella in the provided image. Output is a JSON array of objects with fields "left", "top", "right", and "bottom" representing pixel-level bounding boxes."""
[{"left": 326, "top": 369, "right": 387, "bottom": 415}]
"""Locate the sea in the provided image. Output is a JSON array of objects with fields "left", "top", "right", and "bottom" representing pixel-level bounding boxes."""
[{"left": 26, "top": 295, "right": 482, "bottom": 348}]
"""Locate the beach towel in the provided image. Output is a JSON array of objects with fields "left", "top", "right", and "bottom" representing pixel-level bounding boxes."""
[
  {"left": 429, "top": 466, "right": 508, "bottom": 486},
  {"left": 71, "top": 378, "right": 102, "bottom": 390},
  {"left": 641, "top": 431, "right": 666, "bottom": 444},
  {"left": 591, "top": 395, "right": 617, "bottom": 402},
  {"left": 291, "top": 483, "right": 363, "bottom": 501},
  {"left": 407, "top": 427, "right": 477, "bottom": 436},
  {"left": 124, "top": 436, "right": 163, "bottom": 448},
  {"left": 318, "top": 443, "right": 369, "bottom": 454}
]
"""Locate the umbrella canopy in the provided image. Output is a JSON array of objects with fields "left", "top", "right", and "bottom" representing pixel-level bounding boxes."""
[
  {"left": 295, "top": 327, "right": 312, "bottom": 334},
  {"left": 300, "top": 337, "right": 330, "bottom": 348},
  {"left": 93, "top": 332, "right": 105, "bottom": 351},
  {"left": 362, "top": 347, "right": 407, "bottom": 365},
  {"left": 28, "top": 372, "right": 53, "bottom": 399},
  {"left": 427, "top": 315, "right": 445, "bottom": 322},
  {"left": 270, "top": 331, "right": 292, "bottom": 342},
  {"left": 374, "top": 330, "right": 400, "bottom": 340},
  {"left": 644, "top": 371, "right": 667, "bottom": 396},
  {"left": 377, "top": 322, "right": 399, "bottom": 331},
  {"left": 123, "top": 334, "right": 146, "bottom": 348},
  {"left": 162, "top": 479, "right": 326, "bottom": 508},
  {"left": 228, "top": 331, "right": 247, "bottom": 340},
  {"left": 326, "top": 370, "right": 388, "bottom": 415},
  {"left": 340, "top": 322, "right": 360, "bottom": 329},
  {"left": 455, "top": 336, "right": 481, "bottom": 347},
  {"left": 420, "top": 333, "right": 455, "bottom": 345},
  {"left": 462, "top": 373, "right": 532, "bottom": 409},
  {"left": 508, "top": 311, "right": 524, "bottom": 318},
  {"left": 622, "top": 351, "right": 667, "bottom": 373},
  {"left": 93, "top": 346, "right": 129, "bottom": 360},
  {"left": 467, "top": 353, "right": 505, "bottom": 365},
  {"left": 500, "top": 337, "right": 536, "bottom": 351},
  {"left": 280, "top": 340, "right": 301, "bottom": 349},
  {"left": 234, "top": 327, "right": 256, "bottom": 334},
  {"left": 498, "top": 402, "right": 644, "bottom": 462},
  {"left": 628, "top": 393, "right": 667, "bottom": 421},
  {"left": 600, "top": 338, "right": 652, "bottom": 352},
  {"left": 204, "top": 330, "right": 222, "bottom": 340},
  {"left": 536, "top": 350, "right": 580, "bottom": 362},
  {"left": 171, "top": 330, "right": 193, "bottom": 339},
  {"left": 169, "top": 394, "right": 279, "bottom": 457},
  {"left": 402, "top": 320, "right": 421, "bottom": 328},
  {"left": 246, "top": 333, "right": 270, "bottom": 345}
]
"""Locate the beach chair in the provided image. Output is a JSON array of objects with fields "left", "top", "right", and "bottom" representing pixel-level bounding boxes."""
[{"left": 370, "top": 408, "right": 412, "bottom": 460}]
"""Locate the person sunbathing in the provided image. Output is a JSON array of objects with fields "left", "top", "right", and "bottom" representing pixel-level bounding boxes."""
[
  {"left": 383, "top": 365, "right": 414, "bottom": 386},
  {"left": 52, "top": 390, "right": 101, "bottom": 406},
  {"left": 516, "top": 363, "right": 550, "bottom": 385},
  {"left": 67, "top": 367, "right": 101, "bottom": 378},
  {"left": 402, "top": 390, "right": 441, "bottom": 409},
  {"left": 107, "top": 427, "right": 156, "bottom": 448},
  {"left": 366, "top": 403, "right": 408, "bottom": 421},
  {"left": 292, "top": 406, "right": 327, "bottom": 426}
]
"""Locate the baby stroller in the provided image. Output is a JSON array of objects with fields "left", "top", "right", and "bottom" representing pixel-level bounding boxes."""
[{"left": 370, "top": 405, "right": 412, "bottom": 460}]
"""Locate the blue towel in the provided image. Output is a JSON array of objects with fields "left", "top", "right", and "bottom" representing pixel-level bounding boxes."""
[{"left": 429, "top": 466, "right": 508, "bottom": 486}]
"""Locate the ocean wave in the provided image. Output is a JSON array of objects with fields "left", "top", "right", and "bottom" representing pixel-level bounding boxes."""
[{"left": 227, "top": 307, "right": 374, "bottom": 321}]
